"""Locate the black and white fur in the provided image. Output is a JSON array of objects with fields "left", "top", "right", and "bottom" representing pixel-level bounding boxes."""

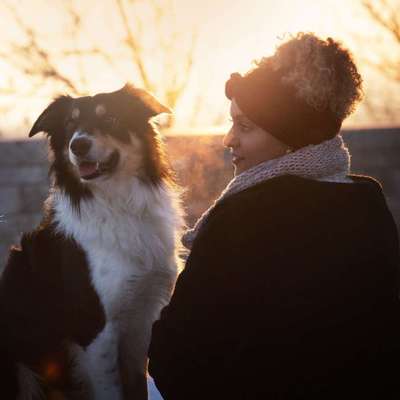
[{"left": 0, "top": 84, "right": 183, "bottom": 399}]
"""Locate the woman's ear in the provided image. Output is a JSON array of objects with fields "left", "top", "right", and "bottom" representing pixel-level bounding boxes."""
[
  {"left": 121, "top": 83, "right": 172, "bottom": 119},
  {"left": 29, "top": 95, "right": 73, "bottom": 137}
]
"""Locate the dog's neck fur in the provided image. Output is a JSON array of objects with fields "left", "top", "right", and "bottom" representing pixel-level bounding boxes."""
[{"left": 50, "top": 177, "right": 183, "bottom": 270}]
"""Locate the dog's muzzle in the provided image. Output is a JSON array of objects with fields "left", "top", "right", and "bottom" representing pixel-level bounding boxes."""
[{"left": 76, "top": 151, "right": 120, "bottom": 181}]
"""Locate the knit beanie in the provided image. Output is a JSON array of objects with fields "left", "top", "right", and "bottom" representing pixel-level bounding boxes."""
[{"left": 225, "top": 33, "right": 363, "bottom": 149}]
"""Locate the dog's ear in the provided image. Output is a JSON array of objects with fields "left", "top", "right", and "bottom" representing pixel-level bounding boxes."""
[
  {"left": 29, "top": 95, "right": 73, "bottom": 137},
  {"left": 121, "top": 83, "right": 172, "bottom": 119}
]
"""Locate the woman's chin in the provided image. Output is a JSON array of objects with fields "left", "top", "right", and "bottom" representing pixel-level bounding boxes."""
[{"left": 233, "top": 160, "right": 245, "bottom": 175}]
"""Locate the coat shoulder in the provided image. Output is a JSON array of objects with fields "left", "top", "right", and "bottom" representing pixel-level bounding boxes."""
[
  {"left": 195, "top": 173, "right": 394, "bottom": 257},
  {"left": 214, "top": 174, "right": 387, "bottom": 219}
]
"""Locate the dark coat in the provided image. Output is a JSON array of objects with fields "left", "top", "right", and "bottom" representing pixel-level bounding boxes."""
[{"left": 149, "top": 174, "right": 400, "bottom": 400}]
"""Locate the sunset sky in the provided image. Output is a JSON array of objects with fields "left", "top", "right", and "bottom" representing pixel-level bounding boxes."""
[{"left": 0, "top": 0, "right": 399, "bottom": 136}]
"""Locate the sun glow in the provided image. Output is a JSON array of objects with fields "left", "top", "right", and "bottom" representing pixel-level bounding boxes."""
[{"left": 1, "top": 0, "right": 399, "bottom": 136}]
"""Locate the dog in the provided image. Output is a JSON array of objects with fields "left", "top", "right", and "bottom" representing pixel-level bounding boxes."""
[{"left": 0, "top": 84, "right": 184, "bottom": 399}]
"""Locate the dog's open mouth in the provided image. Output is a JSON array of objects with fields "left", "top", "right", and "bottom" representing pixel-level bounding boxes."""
[{"left": 78, "top": 151, "right": 120, "bottom": 180}]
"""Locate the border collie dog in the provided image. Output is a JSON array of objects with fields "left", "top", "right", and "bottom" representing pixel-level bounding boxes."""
[{"left": 0, "top": 84, "right": 183, "bottom": 399}]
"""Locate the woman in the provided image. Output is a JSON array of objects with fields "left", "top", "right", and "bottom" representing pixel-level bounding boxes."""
[{"left": 148, "top": 33, "right": 400, "bottom": 399}]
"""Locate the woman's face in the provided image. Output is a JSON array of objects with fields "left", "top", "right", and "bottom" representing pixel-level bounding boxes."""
[{"left": 223, "top": 99, "right": 290, "bottom": 175}]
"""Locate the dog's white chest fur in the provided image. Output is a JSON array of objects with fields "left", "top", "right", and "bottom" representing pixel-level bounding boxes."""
[
  {"left": 53, "top": 179, "right": 182, "bottom": 399},
  {"left": 88, "top": 248, "right": 139, "bottom": 316}
]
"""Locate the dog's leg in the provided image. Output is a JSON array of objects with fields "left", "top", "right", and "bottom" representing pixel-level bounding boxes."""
[
  {"left": 118, "top": 270, "right": 176, "bottom": 400},
  {"left": 68, "top": 343, "right": 96, "bottom": 400},
  {"left": 79, "top": 322, "right": 123, "bottom": 400},
  {"left": 118, "top": 353, "right": 147, "bottom": 400}
]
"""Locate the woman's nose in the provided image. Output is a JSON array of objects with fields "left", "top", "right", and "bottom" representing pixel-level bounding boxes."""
[{"left": 223, "top": 128, "right": 238, "bottom": 148}]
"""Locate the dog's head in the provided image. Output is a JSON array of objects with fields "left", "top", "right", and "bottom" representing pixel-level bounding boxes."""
[{"left": 29, "top": 84, "right": 173, "bottom": 204}]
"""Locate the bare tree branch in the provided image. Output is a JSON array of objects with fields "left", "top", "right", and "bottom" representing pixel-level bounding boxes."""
[
  {"left": 0, "top": 0, "right": 198, "bottom": 127},
  {"left": 361, "top": 0, "right": 400, "bottom": 82},
  {"left": 64, "top": 0, "right": 88, "bottom": 90},
  {"left": 114, "top": 0, "right": 153, "bottom": 92},
  {"left": 357, "top": 0, "right": 400, "bottom": 123},
  {"left": 362, "top": 0, "right": 400, "bottom": 43},
  {"left": 1, "top": 2, "right": 81, "bottom": 94}
]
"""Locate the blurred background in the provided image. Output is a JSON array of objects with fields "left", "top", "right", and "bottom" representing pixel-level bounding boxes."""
[
  {"left": 0, "top": 0, "right": 400, "bottom": 132},
  {"left": 0, "top": 0, "right": 399, "bottom": 267}
]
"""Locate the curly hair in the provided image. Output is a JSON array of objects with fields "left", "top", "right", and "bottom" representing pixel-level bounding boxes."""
[{"left": 257, "top": 32, "right": 363, "bottom": 121}]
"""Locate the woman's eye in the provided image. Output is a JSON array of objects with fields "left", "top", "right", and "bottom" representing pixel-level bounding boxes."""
[
  {"left": 239, "top": 122, "right": 252, "bottom": 131},
  {"left": 230, "top": 118, "right": 252, "bottom": 132}
]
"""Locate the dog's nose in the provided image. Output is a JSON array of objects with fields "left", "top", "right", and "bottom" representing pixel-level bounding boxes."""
[{"left": 70, "top": 137, "right": 92, "bottom": 157}]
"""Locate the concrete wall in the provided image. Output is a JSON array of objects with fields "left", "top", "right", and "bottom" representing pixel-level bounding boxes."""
[
  {"left": 0, "top": 139, "right": 49, "bottom": 267},
  {"left": 0, "top": 128, "right": 399, "bottom": 269},
  {"left": 344, "top": 129, "right": 400, "bottom": 228}
]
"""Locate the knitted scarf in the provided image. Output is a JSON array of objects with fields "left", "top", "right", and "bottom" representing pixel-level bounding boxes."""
[{"left": 182, "top": 135, "right": 351, "bottom": 249}]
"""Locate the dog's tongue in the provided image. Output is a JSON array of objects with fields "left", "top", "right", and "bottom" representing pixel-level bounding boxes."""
[{"left": 79, "top": 162, "right": 98, "bottom": 178}]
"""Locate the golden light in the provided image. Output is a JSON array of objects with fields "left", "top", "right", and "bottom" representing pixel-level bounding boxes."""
[
  {"left": 0, "top": 0, "right": 399, "bottom": 136},
  {"left": 173, "top": 0, "right": 390, "bottom": 130},
  {"left": 43, "top": 360, "right": 62, "bottom": 382}
]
